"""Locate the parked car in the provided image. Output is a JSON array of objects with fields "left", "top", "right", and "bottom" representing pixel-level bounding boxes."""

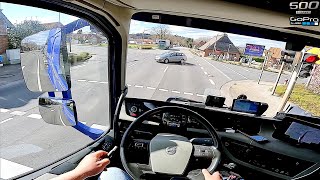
[{"left": 155, "top": 51, "right": 187, "bottom": 64}]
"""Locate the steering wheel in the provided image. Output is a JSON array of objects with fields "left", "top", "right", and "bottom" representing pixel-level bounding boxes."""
[{"left": 120, "top": 106, "right": 221, "bottom": 180}]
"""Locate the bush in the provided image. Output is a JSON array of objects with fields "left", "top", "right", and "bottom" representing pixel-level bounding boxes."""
[
  {"left": 252, "top": 57, "right": 264, "bottom": 63},
  {"left": 68, "top": 52, "right": 91, "bottom": 65}
]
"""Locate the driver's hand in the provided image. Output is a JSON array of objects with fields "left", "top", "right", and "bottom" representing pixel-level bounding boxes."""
[
  {"left": 202, "top": 169, "right": 221, "bottom": 180},
  {"left": 73, "top": 150, "right": 110, "bottom": 178}
]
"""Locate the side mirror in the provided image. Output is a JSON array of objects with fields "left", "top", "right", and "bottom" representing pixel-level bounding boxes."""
[
  {"left": 21, "top": 28, "right": 71, "bottom": 92},
  {"left": 39, "top": 97, "right": 78, "bottom": 126}
]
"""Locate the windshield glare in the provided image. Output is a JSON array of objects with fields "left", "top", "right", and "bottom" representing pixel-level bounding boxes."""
[{"left": 127, "top": 20, "right": 320, "bottom": 118}]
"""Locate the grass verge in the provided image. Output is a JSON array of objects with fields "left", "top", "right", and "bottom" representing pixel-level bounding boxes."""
[{"left": 275, "top": 84, "right": 320, "bottom": 116}]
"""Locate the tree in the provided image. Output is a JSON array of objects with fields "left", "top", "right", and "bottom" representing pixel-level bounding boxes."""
[
  {"left": 151, "top": 25, "right": 171, "bottom": 39},
  {"left": 8, "top": 20, "right": 46, "bottom": 49},
  {"left": 186, "top": 38, "right": 193, "bottom": 48}
]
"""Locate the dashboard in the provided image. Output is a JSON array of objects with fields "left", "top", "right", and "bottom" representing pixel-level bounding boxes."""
[{"left": 119, "top": 98, "right": 320, "bottom": 180}]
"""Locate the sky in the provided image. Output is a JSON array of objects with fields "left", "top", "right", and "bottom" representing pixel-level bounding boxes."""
[{"left": 1, "top": 2, "right": 286, "bottom": 49}]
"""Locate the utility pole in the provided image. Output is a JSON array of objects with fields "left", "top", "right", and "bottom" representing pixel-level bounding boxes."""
[
  {"left": 271, "top": 61, "right": 285, "bottom": 95},
  {"left": 258, "top": 51, "right": 269, "bottom": 84},
  {"left": 277, "top": 51, "right": 304, "bottom": 112},
  {"left": 305, "top": 65, "right": 316, "bottom": 88}
]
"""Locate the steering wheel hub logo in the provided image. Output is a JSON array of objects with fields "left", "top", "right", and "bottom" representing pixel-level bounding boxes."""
[{"left": 166, "top": 146, "right": 177, "bottom": 155}]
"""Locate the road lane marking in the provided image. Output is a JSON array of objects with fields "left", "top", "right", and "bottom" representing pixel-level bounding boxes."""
[
  {"left": 27, "top": 114, "right": 42, "bottom": 119},
  {"left": 172, "top": 90, "right": 180, "bottom": 94},
  {"left": 88, "top": 80, "right": 98, "bottom": 83},
  {"left": 219, "top": 63, "right": 248, "bottom": 79},
  {"left": 204, "top": 71, "right": 208, "bottom": 75},
  {"left": 204, "top": 59, "right": 232, "bottom": 80},
  {"left": 209, "top": 79, "right": 215, "bottom": 85},
  {"left": 0, "top": 158, "right": 33, "bottom": 179},
  {"left": 164, "top": 66, "right": 168, "bottom": 73},
  {"left": 91, "top": 124, "right": 108, "bottom": 131},
  {"left": 80, "top": 121, "right": 87, "bottom": 125},
  {"left": 21, "top": 66, "right": 25, "bottom": 70},
  {"left": 0, "top": 118, "right": 13, "bottom": 124},
  {"left": 18, "top": 98, "right": 26, "bottom": 103},
  {"left": 37, "top": 55, "right": 42, "bottom": 92},
  {"left": 0, "top": 108, "right": 9, "bottom": 113},
  {"left": 10, "top": 111, "right": 26, "bottom": 116},
  {"left": 77, "top": 79, "right": 87, "bottom": 82},
  {"left": 134, "top": 85, "right": 143, "bottom": 88},
  {"left": 127, "top": 84, "right": 132, "bottom": 87},
  {"left": 98, "top": 81, "right": 108, "bottom": 84},
  {"left": 200, "top": 67, "right": 204, "bottom": 69},
  {"left": 147, "top": 86, "right": 156, "bottom": 90},
  {"left": 184, "top": 92, "right": 193, "bottom": 95},
  {"left": 159, "top": 88, "right": 169, "bottom": 92},
  {"left": 196, "top": 94, "right": 205, "bottom": 97}
]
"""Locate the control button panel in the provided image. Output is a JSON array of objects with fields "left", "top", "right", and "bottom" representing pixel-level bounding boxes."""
[{"left": 222, "top": 137, "right": 314, "bottom": 177}]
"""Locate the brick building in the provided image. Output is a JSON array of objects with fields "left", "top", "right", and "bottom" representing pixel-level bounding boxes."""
[
  {"left": 0, "top": 9, "right": 13, "bottom": 54},
  {"left": 198, "top": 34, "right": 240, "bottom": 60}
]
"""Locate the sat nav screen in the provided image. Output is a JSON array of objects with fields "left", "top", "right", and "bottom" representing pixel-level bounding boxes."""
[
  {"left": 285, "top": 122, "right": 320, "bottom": 144},
  {"left": 232, "top": 100, "right": 259, "bottom": 114}
]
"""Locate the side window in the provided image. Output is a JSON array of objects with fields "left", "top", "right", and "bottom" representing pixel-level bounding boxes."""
[{"left": 0, "top": 3, "right": 109, "bottom": 179}]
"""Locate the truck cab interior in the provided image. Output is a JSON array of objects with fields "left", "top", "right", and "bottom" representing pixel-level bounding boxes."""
[{"left": 3, "top": 0, "right": 320, "bottom": 180}]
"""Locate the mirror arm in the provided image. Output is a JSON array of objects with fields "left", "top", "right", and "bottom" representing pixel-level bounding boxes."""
[{"left": 73, "top": 122, "right": 104, "bottom": 140}]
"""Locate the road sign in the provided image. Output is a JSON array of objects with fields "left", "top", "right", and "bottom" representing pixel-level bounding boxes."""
[{"left": 244, "top": 44, "right": 265, "bottom": 57}]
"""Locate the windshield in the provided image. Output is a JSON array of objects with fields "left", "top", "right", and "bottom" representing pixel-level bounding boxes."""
[{"left": 127, "top": 20, "right": 320, "bottom": 118}]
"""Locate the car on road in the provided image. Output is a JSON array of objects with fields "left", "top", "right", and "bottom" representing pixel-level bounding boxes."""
[{"left": 155, "top": 51, "right": 187, "bottom": 64}]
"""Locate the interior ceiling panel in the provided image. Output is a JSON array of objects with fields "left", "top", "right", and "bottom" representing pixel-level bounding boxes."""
[{"left": 106, "top": 0, "right": 319, "bottom": 33}]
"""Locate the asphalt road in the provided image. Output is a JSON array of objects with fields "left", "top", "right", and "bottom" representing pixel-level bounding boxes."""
[{"left": 0, "top": 45, "right": 301, "bottom": 179}]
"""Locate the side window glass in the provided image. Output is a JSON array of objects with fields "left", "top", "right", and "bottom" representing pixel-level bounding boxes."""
[{"left": 0, "top": 3, "right": 109, "bottom": 179}]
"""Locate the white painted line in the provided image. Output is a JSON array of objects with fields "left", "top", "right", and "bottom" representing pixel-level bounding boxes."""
[
  {"left": 18, "top": 98, "right": 26, "bottom": 103},
  {"left": 21, "top": 66, "right": 25, "bottom": 70},
  {"left": 209, "top": 79, "right": 215, "bottom": 85},
  {"left": 80, "top": 121, "right": 87, "bottom": 125},
  {"left": 220, "top": 63, "right": 248, "bottom": 79},
  {"left": 88, "top": 80, "right": 98, "bottom": 83},
  {"left": 196, "top": 94, "right": 205, "bottom": 97},
  {"left": 127, "top": 84, "right": 132, "bottom": 87},
  {"left": 98, "top": 81, "right": 108, "bottom": 84},
  {"left": 204, "top": 59, "right": 232, "bottom": 80},
  {"left": 0, "top": 118, "right": 13, "bottom": 124},
  {"left": 10, "top": 111, "right": 26, "bottom": 116},
  {"left": 37, "top": 56, "right": 42, "bottom": 92},
  {"left": 184, "top": 92, "right": 193, "bottom": 95},
  {"left": 77, "top": 79, "right": 87, "bottom": 82},
  {"left": 147, "top": 86, "right": 156, "bottom": 90},
  {"left": 200, "top": 67, "right": 204, "bottom": 69},
  {"left": 159, "top": 88, "right": 169, "bottom": 92},
  {"left": 91, "top": 124, "right": 108, "bottom": 131},
  {"left": 134, "top": 85, "right": 143, "bottom": 88},
  {"left": 0, "top": 158, "right": 33, "bottom": 179},
  {"left": 198, "top": 63, "right": 201, "bottom": 66},
  {"left": 27, "top": 114, "right": 42, "bottom": 119},
  {"left": 172, "top": 90, "right": 180, "bottom": 94},
  {"left": 0, "top": 108, "right": 9, "bottom": 113},
  {"left": 164, "top": 66, "right": 168, "bottom": 73},
  {"left": 204, "top": 71, "right": 208, "bottom": 75}
]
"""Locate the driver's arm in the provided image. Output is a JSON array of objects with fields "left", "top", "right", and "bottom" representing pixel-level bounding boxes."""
[{"left": 52, "top": 150, "right": 110, "bottom": 180}]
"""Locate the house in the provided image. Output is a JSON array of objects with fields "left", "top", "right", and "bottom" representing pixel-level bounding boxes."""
[
  {"left": 198, "top": 34, "right": 240, "bottom": 60},
  {"left": 0, "top": 9, "right": 14, "bottom": 54},
  {"left": 266, "top": 47, "right": 282, "bottom": 67}
]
